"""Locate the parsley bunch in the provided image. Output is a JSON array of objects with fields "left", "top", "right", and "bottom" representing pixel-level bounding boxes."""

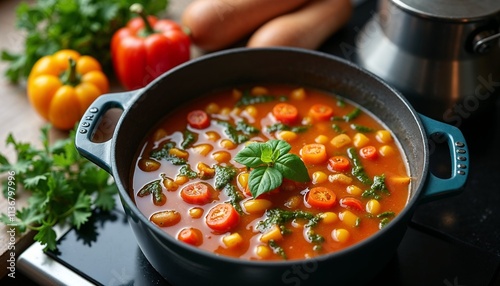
[
  {"left": 234, "top": 140, "right": 310, "bottom": 198},
  {"left": 0, "top": 125, "right": 117, "bottom": 251},
  {"left": 1, "top": 0, "right": 168, "bottom": 83}
]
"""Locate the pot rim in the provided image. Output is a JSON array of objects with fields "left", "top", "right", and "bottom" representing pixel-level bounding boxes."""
[{"left": 110, "top": 47, "right": 430, "bottom": 266}]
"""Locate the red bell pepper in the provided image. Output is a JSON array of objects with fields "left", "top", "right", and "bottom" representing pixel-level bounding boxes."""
[{"left": 111, "top": 4, "right": 191, "bottom": 90}]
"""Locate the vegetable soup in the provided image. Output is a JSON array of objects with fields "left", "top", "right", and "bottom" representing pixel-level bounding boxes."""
[{"left": 131, "top": 85, "right": 411, "bottom": 260}]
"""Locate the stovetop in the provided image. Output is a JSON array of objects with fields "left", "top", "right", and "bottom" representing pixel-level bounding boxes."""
[{"left": 14, "top": 0, "right": 500, "bottom": 285}]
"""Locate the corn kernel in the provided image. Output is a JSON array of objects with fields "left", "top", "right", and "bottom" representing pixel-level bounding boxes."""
[
  {"left": 153, "top": 128, "right": 168, "bottom": 142},
  {"left": 206, "top": 131, "right": 221, "bottom": 142},
  {"left": 314, "top": 135, "right": 329, "bottom": 144},
  {"left": 329, "top": 173, "right": 353, "bottom": 184},
  {"left": 339, "top": 210, "right": 359, "bottom": 227},
  {"left": 188, "top": 207, "right": 204, "bottom": 218},
  {"left": 243, "top": 199, "right": 272, "bottom": 214},
  {"left": 232, "top": 89, "right": 243, "bottom": 100},
  {"left": 379, "top": 145, "right": 395, "bottom": 157},
  {"left": 277, "top": 130, "right": 298, "bottom": 142},
  {"left": 205, "top": 102, "right": 220, "bottom": 114},
  {"left": 320, "top": 212, "right": 338, "bottom": 224},
  {"left": 366, "top": 199, "right": 381, "bottom": 215},
  {"left": 231, "top": 107, "right": 242, "bottom": 115},
  {"left": 290, "top": 88, "right": 306, "bottom": 100},
  {"left": 376, "top": 130, "right": 393, "bottom": 143},
  {"left": 346, "top": 185, "right": 363, "bottom": 195},
  {"left": 245, "top": 105, "right": 258, "bottom": 118},
  {"left": 251, "top": 86, "right": 269, "bottom": 95},
  {"left": 212, "top": 151, "right": 231, "bottom": 163},
  {"left": 352, "top": 133, "right": 370, "bottom": 148},
  {"left": 220, "top": 139, "right": 237, "bottom": 150},
  {"left": 174, "top": 175, "right": 189, "bottom": 185},
  {"left": 332, "top": 228, "right": 350, "bottom": 243},
  {"left": 162, "top": 176, "right": 179, "bottom": 192},
  {"left": 284, "top": 195, "right": 302, "bottom": 209},
  {"left": 237, "top": 172, "right": 250, "bottom": 189},
  {"left": 192, "top": 144, "right": 213, "bottom": 156},
  {"left": 222, "top": 233, "right": 243, "bottom": 248},
  {"left": 197, "top": 162, "right": 215, "bottom": 178},
  {"left": 221, "top": 107, "right": 232, "bottom": 115},
  {"left": 331, "top": 134, "right": 351, "bottom": 148},
  {"left": 312, "top": 171, "right": 328, "bottom": 184},
  {"left": 260, "top": 225, "right": 283, "bottom": 242},
  {"left": 169, "top": 147, "right": 189, "bottom": 159},
  {"left": 390, "top": 176, "right": 412, "bottom": 186},
  {"left": 255, "top": 245, "right": 272, "bottom": 259}
]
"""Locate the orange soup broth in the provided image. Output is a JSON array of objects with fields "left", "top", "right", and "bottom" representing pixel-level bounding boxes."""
[{"left": 131, "top": 85, "right": 411, "bottom": 260}]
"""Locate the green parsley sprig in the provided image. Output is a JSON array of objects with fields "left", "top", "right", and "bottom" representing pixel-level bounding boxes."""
[
  {"left": 0, "top": 125, "right": 117, "bottom": 251},
  {"left": 234, "top": 140, "right": 310, "bottom": 198}
]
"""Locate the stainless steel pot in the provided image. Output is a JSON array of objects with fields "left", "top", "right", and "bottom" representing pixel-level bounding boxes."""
[
  {"left": 356, "top": 0, "right": 500, "bottom": 122},
  {"left": 75, "top": 47, "right": 469, "bottom": 286}
]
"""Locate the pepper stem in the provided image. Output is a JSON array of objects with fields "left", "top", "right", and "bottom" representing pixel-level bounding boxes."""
[
  {"left": 60, "top": 58, "right": 80, "bottom": 86},
  {"left": 130, "top": 3, "right": 155, "bottom": 36}
]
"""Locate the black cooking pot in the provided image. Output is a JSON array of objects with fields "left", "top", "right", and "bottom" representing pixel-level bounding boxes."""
[{"left": 75, "top": 47, "right": 469, "bottom": 286}]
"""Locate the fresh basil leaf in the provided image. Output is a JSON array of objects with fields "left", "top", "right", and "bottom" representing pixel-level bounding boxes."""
[
  {"left": 260, "top": 143, "right": 274, "bottom": 163},
  {"left": 274, "top": 153, "right": 310, "bottom": 182},
  {"left": 233, "top": 142, "right": 264, "bottom": 168},
  {"left": 249, "top": 167, "right": 282, "bottom": 198},
  {"left": 268, "top": 139, "right": 291, "bottom": 155}
]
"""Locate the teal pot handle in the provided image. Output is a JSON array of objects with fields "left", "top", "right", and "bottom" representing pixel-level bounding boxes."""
[
  {"left": 75, "top": 90, "right": 140, "bottom": 173},
  {"left": 419, "top": 114, "right": 469, "bottom": 202}
]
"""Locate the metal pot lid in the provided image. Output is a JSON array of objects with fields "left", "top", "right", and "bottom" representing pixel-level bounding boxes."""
[{"left": 393, "top": 0, "right": 500, "bottom": 21}]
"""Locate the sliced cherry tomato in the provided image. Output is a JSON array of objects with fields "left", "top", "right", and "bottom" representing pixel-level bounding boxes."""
[
  {"left": 306, "top": 187, "right": 337, "bottom": 209},
  {"left": 180, "top": 182, "right": 212, "bottom": 205},
  {"left": 328, "top": 155, "right": 351, "bottom": 172},
  {"left": 206, "top": 203, "right": 240, "bottom": 232},
  {"left": 309, "top": 104, "right": 333, "bottom": 121},
  {"left": 178, "top": 227, "right": 203, "bottom": 246},
  {"left": 272, "top": 102, "right": 299, "bottom": 124},
  {"left": 300, "top": 143, "right": 328, "bottom": 164},
  {"left": 340, "top": 197, "right": 364, "bottom": 211},
  {"left": 359, "top": 145, "right": 378, "bottom": 160},
  {"left": 187, "top": 110, "right": 210, "bottom": 129}
]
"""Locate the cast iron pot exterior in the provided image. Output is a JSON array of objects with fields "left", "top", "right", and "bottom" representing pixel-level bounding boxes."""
[{"left": 75, "top": 47, "right": 468, "bottom": 286}]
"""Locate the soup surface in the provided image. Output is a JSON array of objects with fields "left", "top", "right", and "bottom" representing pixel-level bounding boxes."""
[{"left": 131, "top": 85, "right": 410, "bottom": 260}]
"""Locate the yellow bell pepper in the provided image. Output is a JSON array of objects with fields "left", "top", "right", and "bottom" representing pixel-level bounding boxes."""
[{"left": 27, "top": 49, "right": 109, "bottom": 130}]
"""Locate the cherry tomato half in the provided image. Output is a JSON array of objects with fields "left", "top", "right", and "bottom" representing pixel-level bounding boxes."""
[
  {"left": 306, "top": 187, "right": 337, "bottom": 209},
  {"left": 180, "top": 182, "right": 212, "bottom": 205},
  {"left": 309, "top": 104, "right": 333, "bottom": 121},
  {"left": 300, "top": 143, "right": 328, "bottom": 165},
  {"left": 178, "top": 227, "right": 203, "bottom": 246},
  {"left": 328, "top": 155, "right": 351, "bottom": 172},
  {"left": 272, "top": 103, "right": 299, "bottom": 124},
  {"left": 206, "top": 203, "right": 240, "bottom": 232},
  {"left": 359, "top": 145, "right": 378, "bottom": 160},
  {"left": 187, "top": 110, "right": 210, "bottom": 129},
  {"left": 340, "top": 197, "right": 364, "bottom": 211}
]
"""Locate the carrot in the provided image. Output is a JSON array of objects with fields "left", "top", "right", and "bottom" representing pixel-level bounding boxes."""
[
  {"left": 328, "top": 155, "right": 351, "bottom": 172},
  {"left": 359, "top": 145, "right": 378, "bottom": 160},
  {"left": 309, "top": 103, "right": 334, "bottom": 121},
  {"left": 187, "top": 110, "right": 210, "bottom": 129},
  {"left": 273, "top": 102, "right": 299, "bottom": 124},
  {"left": 180, "top": 182, "right": 213, "bottom": 205},
  {"left": 178, "top": 227, "right": 203, "bottom": 246},
  {"left": 306, "top": 186, "right": 337, "bottom": 209},
  {"left": 300, "top": 143, "right": 328, "bottom": 165},
  {"left": 181, "top": 0, "right": 309, "bottom": 51},
  {"left": 206, "top": 203, "right": 240, "bottom": 232},
  {"left": 247, "top": 0, "right": 352, "bottom": 49}
]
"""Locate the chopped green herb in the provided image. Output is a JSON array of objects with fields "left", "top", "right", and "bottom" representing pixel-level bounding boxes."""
[
  {"left": 343, "top": 108, "right": 361, "bottom": 122},
  {"left": 150, "top": 141, "right": 186, "bottom": 165},
  {"left": 331, "top": 123, "right": 344, "bottom": 133},
  {"left": 235, "top": 120, "right": 260, "bottom": 135},
  {"left": 350, "top": 124, "right": 374, "bottom": 133},
  {"left": 377, "top": 211, "right": 395, "bottom": 228},
  {"left": 235, "top": 90, "right": 276, "bottom": 107},
  {"left": 269, "top": 240, "right": 287, "bottom": 259},
  {"left": 347, "top": 147, "right": 373, "bottom": 185},
  {"left": 137, "top": 178, "right": 164, "bottom": 205},
  {"left": 181, "top": 130, "right": 196, "bottom": 149},
  {"left": 214, "top": 165, "right": 237, "bottom": 190},
  {"left": 265, "top": 123, "right": 310, "bottom": 134},
  {"left": 178, "top": 165, "right": 198, "bottom": 179},
  {"left": 216, "top": 120, "right": 255, "bottom": 144},
  {"left": 222, "top": 184, "right": 244, "bottom": 214},
  {"left": 362, "top": 174, "right": 389, "bottom": 200}
]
